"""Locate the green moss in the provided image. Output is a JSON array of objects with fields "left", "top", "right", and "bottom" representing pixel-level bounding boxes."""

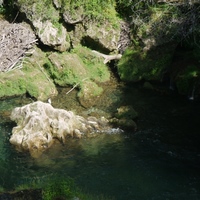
[
  {"left": 117, "top": 46, "right": 173, "bottom": 82},
  {"left": 43, "top": 60, "right": 60, "bottom": 81},
  {"left": 46, "top": 46, "right": 110, "bottom": 87},
  {"left": 17, "top": 0, "right": 59, "bottom": 22},
  {"left": 72, "top": 46, "right": 110, "bottom": 82},
  {"left": 61, "top": 0, "right": 118, "bottom": 25},
  {"left": 42, "top": 177, "right": 114, "bottom": 200},
  {"left": 26, "top": 81, "right": 39, "bottom": 98},
  {"left": 0, "top": 47, "right": 57, "bottom": 100},
  {"left": 0, "top": 73, "right": 27, "bottom": 98},
  {"left": 42, "top": 178, "right": 75, "bottom": 200},
  {"left": 45, "top": 53, "right": 84, "bottom": 86}
]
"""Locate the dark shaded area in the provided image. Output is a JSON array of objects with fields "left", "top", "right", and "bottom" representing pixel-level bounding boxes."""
[
  {"left": 0, "top": 189, "right": 42, "bottom": 200},
  {"left": 81, "top": 36, "right": 110, "bottom": 54}
]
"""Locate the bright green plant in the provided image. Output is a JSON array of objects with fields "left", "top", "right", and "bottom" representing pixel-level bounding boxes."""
[{"left": 61, "top": 0, "right": 117, "bottom": 23}]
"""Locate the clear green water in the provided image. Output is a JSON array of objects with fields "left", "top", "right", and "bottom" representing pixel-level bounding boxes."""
[{"left": 0, "top": 85, "right": 200, "bottom": 200}]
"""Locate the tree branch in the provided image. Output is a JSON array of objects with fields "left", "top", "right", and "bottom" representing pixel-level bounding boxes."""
[{"left": 92, "top": 50, "right": 122, "bottom": 64}]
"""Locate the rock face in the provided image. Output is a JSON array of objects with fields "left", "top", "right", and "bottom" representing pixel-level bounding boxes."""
[
  {"left": 15, "top": 0, "right": 121, "bottom": 52},
  {"left": 10, "top": 101, "right": 109, "bottom": 158},
  {"left": 32, "top": 20, "right": 70, "bottom": 52}
]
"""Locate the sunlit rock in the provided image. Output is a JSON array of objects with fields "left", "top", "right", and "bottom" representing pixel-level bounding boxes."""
[
  {"left": 9, "top": 101, "right": 110, "bottom": 158},
  {"left": 32, "top": 20, "right": 70, "bottom": 52}
]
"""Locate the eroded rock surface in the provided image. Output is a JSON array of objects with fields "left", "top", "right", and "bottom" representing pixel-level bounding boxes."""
[{"left": 10, "top": 101, "right": 110, "bottom": 158}]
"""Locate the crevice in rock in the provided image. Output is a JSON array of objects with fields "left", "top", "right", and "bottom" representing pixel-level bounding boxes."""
[{"left": 81, "top": 36, "right": 111, "bottom": 54}]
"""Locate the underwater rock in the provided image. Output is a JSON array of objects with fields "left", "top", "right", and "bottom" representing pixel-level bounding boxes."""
[
  {"left": 9, "top": 101, "right": 110, "bottom": 158},
  {"left": 110, "top": 105, "right": 138, "bottom": 131},
  {"left": 115, "top": 105, "right": 138, "bottom": 119}
]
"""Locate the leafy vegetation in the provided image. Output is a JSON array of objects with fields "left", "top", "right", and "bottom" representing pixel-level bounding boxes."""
[
  {"left": 117, "top": 45, "right": 173, "bottom": 82},
  {"left": 61, "top": 0, "right": 117, "bottom": 23},
  {"left": 116, "top": 1, "right": 200, "bottom": 43}
]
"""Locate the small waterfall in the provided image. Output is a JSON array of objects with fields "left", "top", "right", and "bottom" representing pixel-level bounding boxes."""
[{"left": 188, "top": 84, "right": 196, "bottom": 101}]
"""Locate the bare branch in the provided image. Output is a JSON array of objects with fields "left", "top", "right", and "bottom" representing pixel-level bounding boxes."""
[
  {"left": 0, "top": 20, "right": 37, "bottom": 72},
  {"left": 92, "top": 50, "right": 122, "bottom": 64}
]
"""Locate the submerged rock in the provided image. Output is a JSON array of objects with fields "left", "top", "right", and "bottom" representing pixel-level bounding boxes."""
[{"left": 9, "top": 101, "right": 110, "bottom": 158}]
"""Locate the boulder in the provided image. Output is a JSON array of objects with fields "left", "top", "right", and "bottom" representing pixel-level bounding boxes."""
[
  {"left": 10, "top": 101, "right": 109, "bottom": 158},
  {"left": 16, "top": 0, "right": 70, "bottom": 52},
  {"left": 32, "top": 20, "right": 70, "bottom": 52},
  {"left": 0, "top": 46, "right": 58, "bottom": 100},
  {"left": 46, "top": 46, "right": 110, "bottom": 107}
]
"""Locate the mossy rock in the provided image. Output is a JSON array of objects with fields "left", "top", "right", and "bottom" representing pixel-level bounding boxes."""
[
  {"left": 45, "top": 46, "right": 110, "bottom": 106},
  {"left": 78, "top": 80, "right": 103, "bottom": 108},
  {"left": 16, "top": 0, "right": 70, "bottom": 52},
  {"left": 0, "top": 47, "right": 57, "bottom": 100},
  {"left": 46, "top": 46, "right": 110, "bottom": 86},
  {"left": 17, "top": 0, "right": 59, "bottom": 22},
  {"left": 47, "top": 52, "right": 87, "bottom": 86},
  {"left": 115, "top": 105, "right": 138, "bottom": 120},
  {"left": 117, "top": 45, "right": 174, "bottom": 82},
  {"left": 72, "top": 46, "right": 110, "bottom": 82}
]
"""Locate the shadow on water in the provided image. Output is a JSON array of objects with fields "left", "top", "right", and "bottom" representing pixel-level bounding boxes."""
[{"left": 0, "top": 84, "right": 200, "bottom": 199}]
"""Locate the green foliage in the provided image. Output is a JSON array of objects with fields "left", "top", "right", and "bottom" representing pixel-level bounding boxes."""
[
  {"left": 61, "top": 0, "right": 117, "bottom": 23},
  {"left": 117, "top": 46, "right": 172, "bottom": 82},
  {"left": 42, "top": 178, "right": 76, "bottom": 200},
  {"left": 116, "top": 1, "right": 200, "bottom": 44},
  {"left": 0, "top": 5, "right": 5, "bottom": 15},
  {"left": 1, "top": 0, "right": 18, "bottom": 21},
  {"left": 0, "top": 187, "right": 4, "bottom": 193}
]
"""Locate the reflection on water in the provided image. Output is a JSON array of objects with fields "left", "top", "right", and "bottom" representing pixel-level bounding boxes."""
[{"left": 0, "top": 86, "right": 200, "bottom": 199}]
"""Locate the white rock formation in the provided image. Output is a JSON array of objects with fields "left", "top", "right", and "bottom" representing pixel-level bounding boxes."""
[{"left": 10, "top": 101, "right": 108, "bottom": 158}]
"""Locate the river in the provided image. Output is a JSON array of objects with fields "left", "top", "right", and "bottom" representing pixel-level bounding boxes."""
[{"left": 0, "top": 83, "right": 200, "bottom": 200}]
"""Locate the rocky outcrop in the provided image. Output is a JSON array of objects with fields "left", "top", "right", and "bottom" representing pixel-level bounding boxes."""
[
  {"left": 46, "top": 46, "right": 110, "bottom": 107},
  {"left": 10, "top": 101, "right": 110, "bottom": 158},
  {"left": 15, "top": 0, "right": 121, "bottom": 53},
  {"left": 15, "top": 0, "right": 70, "bottom": 52},
  {"left": 117, "top": 2, "right": 200, "bottom": 87},
  {"left": 32, "top": 20, "right": 70, "bottom": 52},
  {"left": 0, "top": 45, "right": 58, "bottom": 100}
]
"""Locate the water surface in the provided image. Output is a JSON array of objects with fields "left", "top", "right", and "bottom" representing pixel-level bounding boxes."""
[{"left": 0, "top": 85, "right": 200, "bottom": 200}]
